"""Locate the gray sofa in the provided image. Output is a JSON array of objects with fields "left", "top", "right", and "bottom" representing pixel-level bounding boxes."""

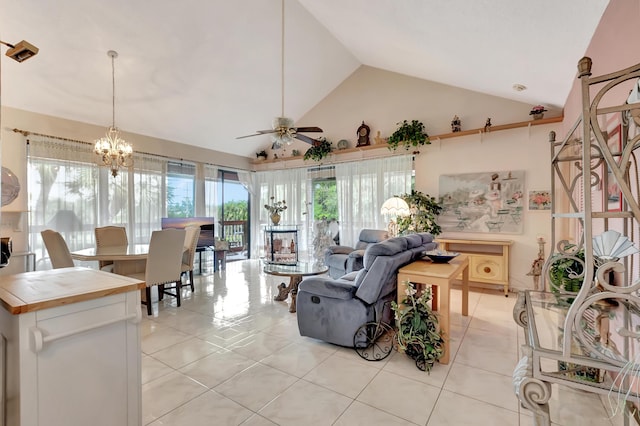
[
  {"left": 297, "top": 232, "right": 437, "bottom": 347},
  {"left": 324, "top": 229, "right": 389, "bottom": 279}
]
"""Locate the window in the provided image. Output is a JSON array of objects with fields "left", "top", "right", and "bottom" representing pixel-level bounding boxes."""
[
  {"left": 312, "top": 178, "right": 338, "bottom": 221},
  {"left": 166, "top": 161, "right": 195, "bottom": 218}
]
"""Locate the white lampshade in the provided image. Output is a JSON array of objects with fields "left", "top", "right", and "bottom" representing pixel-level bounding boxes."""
[{"left": 380, "top": 197, "right": 410, "bottom": 217}]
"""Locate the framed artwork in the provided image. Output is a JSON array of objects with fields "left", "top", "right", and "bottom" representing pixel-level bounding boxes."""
[
  {"left": 438, "top": 170, "right": 525, "bottom": 234},
  {"left": 528, "top": 190, "right": 551, "bottom": 210}
]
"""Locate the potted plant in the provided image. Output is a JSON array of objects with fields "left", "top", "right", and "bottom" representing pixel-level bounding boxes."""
[
  {"left": 303, "top": 137, "right": 333, "bottom": 161},
  {"left": 387, "top": 120, "right": 430, "bottom": 151},
  {"left": 392, "top": 283, "right": 444, "bottom": 372},
  {"left": 548, "top": 245, "right": 586, "bottom": 294},
  {"left": 264, "top": 196, "right": 287, "bottom": 225},
  {"left": 396, "top": 190, "right": 443, "bottom": 236}
]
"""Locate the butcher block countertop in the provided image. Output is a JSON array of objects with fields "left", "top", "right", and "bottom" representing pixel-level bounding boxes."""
[{"left": 0, "top": 267, "right": 145, "bottom": 315}]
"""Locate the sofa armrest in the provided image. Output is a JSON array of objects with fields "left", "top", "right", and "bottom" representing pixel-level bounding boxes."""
[
  {"left": 298, "top": 277, "right": 357, "bottom": 300},
  {"left": 325, "top": 245, "right": 355, "bottom": 256},
  {"left": 347, "top": 249, "right": 365, "bottom": 259}
]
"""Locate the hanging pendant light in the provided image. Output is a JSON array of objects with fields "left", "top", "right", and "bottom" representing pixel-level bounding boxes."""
[{"left": 94, "top": 50, "right": 133, "bottom": 177}]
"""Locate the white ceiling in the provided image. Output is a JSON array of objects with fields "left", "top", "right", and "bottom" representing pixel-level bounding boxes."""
[{"left": 0, "top": 0, "right": 609, "bottom": 158}]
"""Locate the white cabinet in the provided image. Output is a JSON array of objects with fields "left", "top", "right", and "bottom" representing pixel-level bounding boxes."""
[{"left": 0, "top": 267, "right": 144, "bottom": 426}]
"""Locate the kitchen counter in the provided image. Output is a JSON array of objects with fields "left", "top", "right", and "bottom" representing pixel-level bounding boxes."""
[
  {"left": 0, "top": 267, "right": 144, "bottom": 426},
  {"left": 0, "top": 266, "right": 145, "bottom": 314}
]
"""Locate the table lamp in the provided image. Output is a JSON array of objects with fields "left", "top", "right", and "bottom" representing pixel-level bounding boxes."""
[{"left": 380, "top": 197, "right": 410, "bottom": 237}]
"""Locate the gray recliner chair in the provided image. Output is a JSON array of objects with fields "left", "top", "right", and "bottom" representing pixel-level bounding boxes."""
[
  {"left": 324, "top": 229, "right": 389, "bottom": 279},
  {"left": 297, "top": 233, "right": 437, "bottom": 347}
]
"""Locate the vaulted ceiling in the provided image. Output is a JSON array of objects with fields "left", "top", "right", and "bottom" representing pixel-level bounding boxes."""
[{"left": 0, "top": 0, "right": 609, "bottom": 158}]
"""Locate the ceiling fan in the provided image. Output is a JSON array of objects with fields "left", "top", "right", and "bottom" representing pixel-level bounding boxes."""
[{"left": 236, "top": 0, "right": 322, "bottom": 149}]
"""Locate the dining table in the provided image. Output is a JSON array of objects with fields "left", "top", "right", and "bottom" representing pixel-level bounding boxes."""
[{"left": 70, "top": 244, "right": 149, "bottom": 275}]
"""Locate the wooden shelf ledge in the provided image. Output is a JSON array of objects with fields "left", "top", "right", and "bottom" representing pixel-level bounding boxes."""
[{"left": 253, "top": 115, "right": 563, "bottom": 165}]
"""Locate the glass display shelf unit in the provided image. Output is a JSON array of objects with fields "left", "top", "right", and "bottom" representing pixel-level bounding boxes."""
[
  {"left": 515, "top": 289, "right": 640, "bottom": 425},
  {"left": 262, "top": 224, "right": 299, "bottom": 265}
]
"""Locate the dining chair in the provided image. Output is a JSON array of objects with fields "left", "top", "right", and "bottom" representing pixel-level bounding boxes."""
[
  {"left": 181, "top": 225, "right": 200, "bottom": 292},
  {"left": 126, "top": 228, "right": 185, "bottom": 316},
  {"left": 41, "top": 229, "right": 75, "bottom": 269},
  {"left": 95, "top": 226, "right": 128, "bottom": 272}
]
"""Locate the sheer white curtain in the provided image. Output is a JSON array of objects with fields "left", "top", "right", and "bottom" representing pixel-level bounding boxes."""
[
  {"left": 250, "top": 168, "right": 309, "bottom": 259},
  {"left": 335, "top": 155, "right": 413, "bottom": 246},
  {"left": 129, "top": 153, "right": 167, "bottom": 244},
  {"left": 204, "top": 164, "right": 219, "bottom": 231},
  {"left": 28, "top": 135, "right": 99, "bottom": 263}
]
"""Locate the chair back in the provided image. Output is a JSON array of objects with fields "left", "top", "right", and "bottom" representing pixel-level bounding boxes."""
[
  {"left": 145, "top": 229, "right": 186, "bottom": 287},
  {"left": 41, "top": 229, "right": 75, "bottom": 269},
  {"left": 95, "top": 226, "right": 128, "bottom": 247},
  {"left": 182, "top": 225, "right": 200, "bottom": 271},
  {"left": 354, "top": 229, "right": 389, "bottom": 251},
  {"left": 95, "top": 226, "right": 128, "bottom": 269}
]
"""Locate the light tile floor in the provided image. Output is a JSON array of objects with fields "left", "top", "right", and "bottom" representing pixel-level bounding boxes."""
[{"left": 141, "top": 259, "right": 630, "bottom": 425}]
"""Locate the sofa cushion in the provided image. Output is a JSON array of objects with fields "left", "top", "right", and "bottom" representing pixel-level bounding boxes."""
[
  {"left": 405, "top": 233, "right": 423, "bottom": 249},
  {"left": 363, "top": 237, "right": 408, "bottom": 269}
]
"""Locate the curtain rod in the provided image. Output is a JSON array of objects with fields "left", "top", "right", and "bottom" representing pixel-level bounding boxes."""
[
  {"left": 14, "top": 127, "right": 176, "bottom": 160},
  {"left": 258, "top": 151, "right": 415, "bottom": 171},
  {"left": 13, "top": 127, "right": 244, "bottom": 171}
]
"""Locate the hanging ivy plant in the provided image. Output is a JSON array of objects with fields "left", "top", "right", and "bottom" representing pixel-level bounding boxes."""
[
  {"left": 303, "top": 138, "right": 333, "bottom": 161},
  {"left": 387, "top": 120, "right": 430, "bottom": 151}
]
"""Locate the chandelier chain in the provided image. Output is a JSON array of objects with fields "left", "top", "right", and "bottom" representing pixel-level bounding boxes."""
[
  {"left": 280, "top": 0, "right": 285, "bottom": 118},
  {"left": 111, "top": 52, "right": 115, "bottom": 127}
]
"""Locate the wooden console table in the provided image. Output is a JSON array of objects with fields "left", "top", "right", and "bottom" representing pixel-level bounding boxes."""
[
  {"left": 436, "top": 238, "right": 513, "bottom": 296},
  {"left": 397, "top": 254, "right": 469, "bottom": 364}
]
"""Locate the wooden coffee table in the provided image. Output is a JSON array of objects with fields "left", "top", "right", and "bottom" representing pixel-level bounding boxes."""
[
  {"left": 263, "top": 262, "right": 328, "bottom": 313},
  {"left": 397, "top": 254, "right": 469, "bottom": 364}
]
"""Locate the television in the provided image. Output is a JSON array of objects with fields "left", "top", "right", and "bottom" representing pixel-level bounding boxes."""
[{"left": 161, "top": 217, "right": 215, "bottom": 250}]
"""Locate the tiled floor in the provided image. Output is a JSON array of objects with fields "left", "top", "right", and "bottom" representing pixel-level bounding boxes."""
[{"left": 140, "top": 259, "right": 628, "bottom": 425}]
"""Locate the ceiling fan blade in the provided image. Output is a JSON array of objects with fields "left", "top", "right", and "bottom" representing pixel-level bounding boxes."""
[
  {"left": 236, "top": 129, "right": 278, "bottom": 139},
  {"left": 236, "top": 133, "right": 262, "bottom": 139},
  {"left": 294, "top": 126, "right": 323, "bottom": 133},
  {"left": 294, "top": 133, "right": 317, "bottom": 145}
]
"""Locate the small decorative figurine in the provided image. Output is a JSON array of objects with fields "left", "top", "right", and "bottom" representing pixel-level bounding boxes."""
[
  {"left": 373, "top": 130, "right": 385, "bottom": 145},
  {"left": 256, "top": 150, "right": 268, "bottom": 160},
  {"left": 529, "top": 105, "right": 547, "bottom": 120},
  {"left": 527, "top": 237, "right": 546, "bottom": 290},
  {"left": 356, "top": 121, "right": 371, "bottom": 146},
  {"left": 451, "top": 115, "right": 462, "bottom": 132},
  {"left": 484, "top": 118, "right": 492, "bottom": 132}
]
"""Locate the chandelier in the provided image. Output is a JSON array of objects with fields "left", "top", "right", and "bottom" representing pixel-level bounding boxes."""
[{"left": 94, "top": 50, "right": 133, "bottom": 177}]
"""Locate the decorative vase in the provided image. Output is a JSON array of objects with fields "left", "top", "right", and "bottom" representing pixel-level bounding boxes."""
[
  {"left": 532, "top": 112, "right": 544, "bottom": 120},
  {"left": 270, "top": 213, "right": 281, "bottom": 225}
]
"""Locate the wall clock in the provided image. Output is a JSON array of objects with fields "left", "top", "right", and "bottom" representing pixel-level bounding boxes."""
[{"left": 356, "top": 121, "right": 370, "bottom": 146}]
